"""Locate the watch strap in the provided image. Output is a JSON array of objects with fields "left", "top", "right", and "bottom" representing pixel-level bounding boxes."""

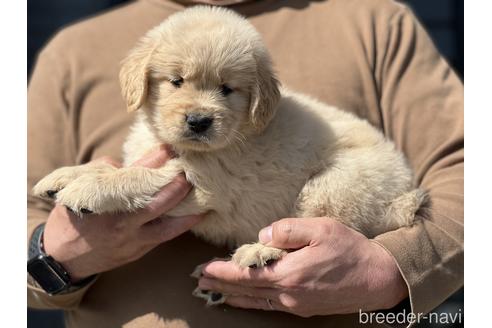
[{"left": 28, "top": 223, "right": 45, "bottom": 259}]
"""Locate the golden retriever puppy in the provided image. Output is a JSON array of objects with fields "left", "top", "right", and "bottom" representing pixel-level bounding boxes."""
[{"left": 33, "top": 6, "right": 425, "bottom": 304}]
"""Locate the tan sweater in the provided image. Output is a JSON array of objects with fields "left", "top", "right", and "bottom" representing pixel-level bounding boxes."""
[{"left": 27, "top": 0, "right": 464, "bottom": 327}]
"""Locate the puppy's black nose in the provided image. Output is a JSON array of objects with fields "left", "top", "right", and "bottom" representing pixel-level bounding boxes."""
[{"left": 186, "top": 114, "right": 213, "bottom": 134}]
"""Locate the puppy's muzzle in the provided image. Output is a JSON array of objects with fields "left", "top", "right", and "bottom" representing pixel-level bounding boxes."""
[{"left": 186, "top": 113, "right": 214, "bottom": 134}]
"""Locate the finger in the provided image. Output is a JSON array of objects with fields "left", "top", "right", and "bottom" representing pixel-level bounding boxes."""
[
  {"left": 131, "top": 144, "right": 175, "bottom": 168},
  {"left": 134, "top": 174, "right": 192, "bottom": 224},
  {"left": 93, "top": 156, "right": 122, "bottom": 168},
  {"left": 198, "top": 277, "right": 277, "bottom": 300},
  {"left": 225, "top": 295, "right": 288, "bottom": 313},
  {"left": 201, "top": 260, "right": 277, "bottom": 288},
  {"left": 140, "top": 214, "right": 204, "bottom": 243},
  {"left": 259, "top": 218, "right": 319, "bottom": 249}
]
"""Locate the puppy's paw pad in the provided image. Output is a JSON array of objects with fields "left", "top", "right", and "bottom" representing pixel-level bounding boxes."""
[
  {"left": 192, "top": 287, "right": 226, "bottom": 306},
  {"left": 80, "top": 208, "right": 93, "bottom": 214},
  {"left": 232, "top": 243, "right": 286, "bottom": 269},
  {"left": 46, "top": 190, "right": 58, "bottom": 198}
]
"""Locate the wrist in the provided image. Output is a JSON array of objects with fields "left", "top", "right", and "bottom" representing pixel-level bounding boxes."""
[
  {"left": 51, "top": 259, "right": 90, "bottom": 284},
  {"left": 42, "top": 226, "right": 91, "bottom": 284},
  {"left": 43, "top": 246, "right": 90, "bottom": 284},
  {"left": 28, "top": 223, "right": 95, "bottom": 294},
  {"left": 367, "top": 241, "right": 408, "bottom": 310}
]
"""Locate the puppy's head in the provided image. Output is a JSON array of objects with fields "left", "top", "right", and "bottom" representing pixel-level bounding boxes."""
[{"left": 119, "top": 6, "right": 280, "bottom": 151}]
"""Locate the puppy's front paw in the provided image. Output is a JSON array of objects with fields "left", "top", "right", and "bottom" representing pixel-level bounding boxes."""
[
  {"left": 192, "top": 287, "right": 226, "bottom": 306},
  {"left": 55, "top": 173, "right": 154, "bottom": 215},
  {"left": 54, "top": 174, "right": 107, "bottom": 215},
  {"left": 232, "top": 243, "right": 286, "bottom": 269},
  {"left": 32, "top": 163, "right": 115, "bottom": 201},
  {"left": 33, "top": 167, "right": 84, "bottom": 200}
]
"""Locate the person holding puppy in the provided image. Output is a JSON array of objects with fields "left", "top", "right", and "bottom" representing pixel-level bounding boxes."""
[{"left": 28, "top": 0, "right": 463, "bottom": 327}]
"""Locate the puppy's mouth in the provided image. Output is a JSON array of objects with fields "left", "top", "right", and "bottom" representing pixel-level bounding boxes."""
[
  {"left": 182, "top": 131, "right": 213, "bottom": 143},
  {"left": 177, "top": 131, "right": 219, "bottom": 151}
]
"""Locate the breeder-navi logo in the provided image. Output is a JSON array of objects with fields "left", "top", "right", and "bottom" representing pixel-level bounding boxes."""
[{"left": 359, "top": 309, "right": 463, "bottom": 325}]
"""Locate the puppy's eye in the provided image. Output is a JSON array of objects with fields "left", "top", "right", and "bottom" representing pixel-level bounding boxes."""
[
  {"left": 221, "top": 84, "right": 233, "bottom": 96},
  {"left": 170, "top": 77, "right": 184, "bottom": 88}
]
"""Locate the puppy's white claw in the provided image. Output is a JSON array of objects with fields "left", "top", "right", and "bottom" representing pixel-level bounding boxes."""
[
  {"left": 190, "top": 257, "right": 231, "bottom": 279},
  {"left": 190, "top": 264, "right": 204, "bottom": 279}
]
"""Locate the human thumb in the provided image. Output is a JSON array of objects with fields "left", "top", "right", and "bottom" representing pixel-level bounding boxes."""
[{"left": 258, "top": 218, "right": 315, "bottom": 249}]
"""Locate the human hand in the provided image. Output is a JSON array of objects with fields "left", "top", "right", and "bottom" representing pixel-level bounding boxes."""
[
  {"left": 43, "top": 146, "right": 204, "bottom": 282},
  {"left": 197, "top": 218, "right": 408, "bottom": 317}
]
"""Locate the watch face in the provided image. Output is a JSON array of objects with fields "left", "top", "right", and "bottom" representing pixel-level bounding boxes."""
[{"left": 27, "top": 256, "right": 69, "bottom": 294}]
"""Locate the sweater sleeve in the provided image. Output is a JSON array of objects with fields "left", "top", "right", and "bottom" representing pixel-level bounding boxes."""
[
  {"left": 27, "top": 31, "right": 89, "bottom": 310},
  {"left": 372, "top": 3, "right": 464, "bottom": 318}
]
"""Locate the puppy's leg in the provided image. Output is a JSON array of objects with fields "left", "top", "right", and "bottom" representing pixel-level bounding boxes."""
[
  {"left": 32, "top": 162, "right": 117, "bottom": 200},
  {"left": 232, "top": 243, "right": 286, "bottom": 269},
  {"left": 54, "top": 160, "right": 183, "bottom": 215}
]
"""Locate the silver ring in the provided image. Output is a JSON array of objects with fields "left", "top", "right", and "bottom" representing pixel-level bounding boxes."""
[{"left": 266, "top": 298, "right": 275, "bottom": 310}]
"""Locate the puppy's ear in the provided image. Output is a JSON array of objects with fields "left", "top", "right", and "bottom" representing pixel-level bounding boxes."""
[
  {"left": 249, "top": 51, "right": 281, "bottom": 132},
  {"left": 119, "top": 37, "right": 155, "bottom": 112}
]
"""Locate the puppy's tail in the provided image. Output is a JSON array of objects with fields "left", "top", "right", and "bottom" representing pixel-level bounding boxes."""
[{"left": 383, "top": 188, "right": 428, "bottom": 230}]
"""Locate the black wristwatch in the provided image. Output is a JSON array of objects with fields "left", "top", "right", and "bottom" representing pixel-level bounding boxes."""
[{"left": 27, "top": 224, "right": 76, "bottom": 295}]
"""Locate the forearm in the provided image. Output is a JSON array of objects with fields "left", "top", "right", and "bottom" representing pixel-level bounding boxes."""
[
  {"left": 373, "top": 2, "right": 464, "bottom": 317},
  {"left": 374, "top": 164, "right": 464, "bottom": 316}
]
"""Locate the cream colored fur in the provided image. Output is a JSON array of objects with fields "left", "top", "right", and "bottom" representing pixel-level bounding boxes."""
[{"left": 33, "top": 6, "right": 425, "bottom": 304}]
